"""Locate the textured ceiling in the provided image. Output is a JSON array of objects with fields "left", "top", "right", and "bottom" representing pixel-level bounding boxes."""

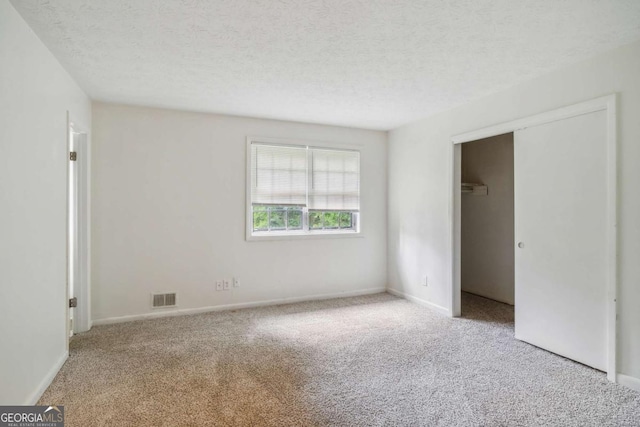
[{"left": 11, "top": 0, "right": 640, "bottom": 130}]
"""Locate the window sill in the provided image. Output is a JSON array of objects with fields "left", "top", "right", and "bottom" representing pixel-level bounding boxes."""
[{"left": 246, "top": 230, "right": 364, "bottom": 242}]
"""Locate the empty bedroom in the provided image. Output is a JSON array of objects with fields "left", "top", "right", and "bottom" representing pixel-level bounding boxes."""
[{"left": 1, "top": 1, "right": 640, "bottom": 426}]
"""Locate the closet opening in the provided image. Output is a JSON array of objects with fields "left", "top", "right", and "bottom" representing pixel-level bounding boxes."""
[{"left": 460, "top": 132, "right": 514, "bottom": 318}]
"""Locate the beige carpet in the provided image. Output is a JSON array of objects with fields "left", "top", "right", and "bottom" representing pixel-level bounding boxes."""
[{"left": 40, "top": 292, "right": 640, "bottom": 426}]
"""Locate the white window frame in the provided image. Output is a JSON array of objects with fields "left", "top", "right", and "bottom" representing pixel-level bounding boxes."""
[{"left": 246, "top": 136, "right": 364, "bottom": 241}]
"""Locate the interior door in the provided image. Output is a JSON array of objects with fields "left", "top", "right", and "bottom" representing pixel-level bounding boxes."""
[
  {"left": 514, "top": 110, "right": 607, "bottom": 371},
  {"left": 68, "top": 130, "right": 79, "bottom": 337}
]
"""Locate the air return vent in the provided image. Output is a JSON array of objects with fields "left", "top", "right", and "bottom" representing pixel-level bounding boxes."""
[{"left": 152, "top": 293, "right": 177, "bottom": 308}]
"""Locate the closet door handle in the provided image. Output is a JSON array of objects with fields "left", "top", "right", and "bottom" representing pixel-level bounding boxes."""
[{"left": 517, "top": 242, "right": 525, "bottom": 249}]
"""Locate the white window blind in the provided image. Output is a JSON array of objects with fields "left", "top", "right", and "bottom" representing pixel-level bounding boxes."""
[
  {"left": 309, "top": 148, "right": 360, "bottom": 211},
  {"left": 251, "top": 144, "right": 308, "bottom": 206},
  {"left": 250, "top": 142, "right": 360, "bottom": 211}
]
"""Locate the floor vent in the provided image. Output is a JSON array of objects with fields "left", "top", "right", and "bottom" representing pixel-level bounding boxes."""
[{"left": 152, "top": 293, "right": 177, "bottom": 308}]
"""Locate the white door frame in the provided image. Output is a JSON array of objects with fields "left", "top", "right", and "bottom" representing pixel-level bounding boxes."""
[
  {"left": 448, "top": 94, "right": 617, "bottom": 381},
  {"left": 67, "top": 112, "right": 91, "bottom": 340}
]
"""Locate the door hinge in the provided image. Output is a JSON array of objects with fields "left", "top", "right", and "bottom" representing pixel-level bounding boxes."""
[
  {"left": 70, "top": 151, "right": 77, "bottom": 161},
  {"left": 69, "top": 297, "right": 77, "bottom": 308}
]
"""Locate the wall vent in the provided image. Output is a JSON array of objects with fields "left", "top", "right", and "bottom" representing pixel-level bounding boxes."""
[{"left": 152, "top": 293, "right": 177, "bottom": 308}]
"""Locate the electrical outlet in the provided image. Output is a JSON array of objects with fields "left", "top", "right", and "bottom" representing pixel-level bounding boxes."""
[
  {"left": 424, "top": 276, "right": 428, "bottom": 287},
  {"left": 223, "top": 279, "right": 230, "bottom": 290},
  {"left": 215, "top": 280, "right": 223, "bottom": 291},
  {"left": 233, "top": 277, "right": 240, "bottom": 288}
]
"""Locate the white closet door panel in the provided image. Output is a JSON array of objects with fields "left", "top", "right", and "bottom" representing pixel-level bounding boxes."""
[{"left": 514, "top": 110, "right": 607, "bottom": 371}]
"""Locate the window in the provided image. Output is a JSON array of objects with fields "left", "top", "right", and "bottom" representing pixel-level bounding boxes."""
[{"left": 247, "top": 138, "right": 360, "bottom": 238}]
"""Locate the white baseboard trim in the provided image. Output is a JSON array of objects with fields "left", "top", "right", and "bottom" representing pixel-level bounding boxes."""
[
  {"left": 93, "top": 287, "right": 387, "bottom": 326},
  {"left": 26, "top": 351, "right": 68, "bottom": 405},
  {"left": 617, "top": 374, "right": 640, "bottom": 393},
  {"left": 386, "top": 288, "right": 450, "bottom": 316},
  {"left": 461, "top": 289, "right": 514, "bottom": 306}
]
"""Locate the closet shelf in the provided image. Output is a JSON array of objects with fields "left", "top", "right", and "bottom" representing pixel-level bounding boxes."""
[{"left": 462, "top": 182, "right": 488, "bottom": 196}]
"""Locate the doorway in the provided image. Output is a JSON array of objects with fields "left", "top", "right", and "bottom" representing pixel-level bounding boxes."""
[
  {"left": 449, "top": 95, "right": 617, "bottom": 381},
  {"left": 67, "top": 114, "right": 90, "bottom": 343},
  {"left": 461, "top": 133, "right": 514, "bottom": 311}
]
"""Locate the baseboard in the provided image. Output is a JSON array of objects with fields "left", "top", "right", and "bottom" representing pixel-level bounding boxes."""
[
  {"left": 93, "top": 287, "right": 387, "bottom": 326},
  {"left": 461, "top": 289, "right": 514, "bottom": 306},
  {"left": 386, "top": 288, "right": 450, "bottom": 316},
  {"left": 617, "top": 374, "right": 640, "bottom": 393},
  {"left": 26, "top": 351, "right": 68, "bottom": 405}
]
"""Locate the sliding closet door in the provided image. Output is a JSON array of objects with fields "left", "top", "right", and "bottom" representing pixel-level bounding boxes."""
[{"left": 514, "top": 110, "right": 607, "bottom": 371}]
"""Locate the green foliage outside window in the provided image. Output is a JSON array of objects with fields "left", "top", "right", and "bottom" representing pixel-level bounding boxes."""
[
  {"left": 309, "top": 211, "right": 323, "bottom": 229},
  {"left": 288, "top": 210, "right": 302, "bottom": 229},
  {"left": 269, "top": 210, "right": 286, "bottom": 229},
  {"left": 309, "top": 211, "right": 353, "bottom": 230},
  {"left": 253, "top": 206, "right": 355, "bottom": 232},
  {"left": 253, "top": 207, "right": 268, "bottom": 231},
  {"left": 339, "top": 212, "right": 352, "bottom": 228},
  {"left": 253, "top": 206, "right": 304, "bottom": 231}
]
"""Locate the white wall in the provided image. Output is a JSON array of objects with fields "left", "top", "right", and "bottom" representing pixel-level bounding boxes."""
[
  {"left": 91, "top": 103, "right": 387, "bottom": 322},
  {"left": 0, "top": 2, "right": 91, "bottom": 404},
  {"left": 461, "top": 134, "right": 514, "bottom": 305},
  {"left": 388, "top": 40, "right": 640, "bottom": 381}
]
